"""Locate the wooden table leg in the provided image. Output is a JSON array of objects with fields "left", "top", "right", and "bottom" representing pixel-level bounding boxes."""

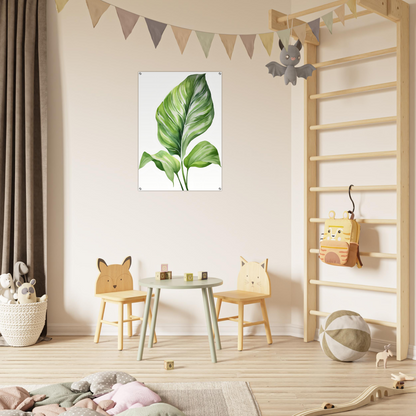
[
  {"left": 137, "top": 287, "right": 153, "bottom": 361},
  {"left": 148, "top": 288, "right": 160, "bottom": 348},
  {"left": 208, "top": 287, "right": 221, "bottom": 350},
  {"left": 202, "top": 287, "right": 217, "bottom": 363}
]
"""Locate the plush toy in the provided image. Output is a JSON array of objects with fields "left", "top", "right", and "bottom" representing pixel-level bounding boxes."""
[
  {"left": 0, "top": 273, "right": 17, "bottom": 304},
  {"left": 16, "top": 279, "right": 48, "bottom": 304},
  {"left": 266, "top": 39, "right": 316, "bottom": 86},
  {"left": 71, "top": 371, "right": 136, "bottom": 395},
  {"left": 14, "top": 261, "right": 29, "bottom": 284}
]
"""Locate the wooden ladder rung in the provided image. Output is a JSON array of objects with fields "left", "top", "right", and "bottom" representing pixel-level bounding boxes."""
[
  {"left": 310, "top": 248, "right": 397, "bottom": 259},
  {"left": 310, "top": 116, "right": 397, "bottom": 131},
  {"left": 310, "top": 218, "right": 397, "bottom": 225},
  {"left": 314, "top": 47, "right": 397, "bottom": 69},
  {"left": 310, "top": 150, "right": 396, "bottom": 162},
  {"left": 309, "top": 310, "right": 397, "bottom": 328},
  {"left": 310, "top": 185, "right": 396, "bottom": 192},
  {"left": 310, "top": 82, "right": 397, "bottom": 100},
  {"left": 309, "top": 279, "right": 397, "bottom": 294}
]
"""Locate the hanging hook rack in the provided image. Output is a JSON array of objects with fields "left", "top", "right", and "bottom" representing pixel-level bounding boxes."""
[{"left": 348, "top": 184, "right": 355, "bottom": 219}]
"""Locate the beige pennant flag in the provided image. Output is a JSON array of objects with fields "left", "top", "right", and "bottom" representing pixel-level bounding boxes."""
[
  {"left": 347, "top": 0, "right": 357, "bottom": 17},
  {"left": 116, "top": 7, "right": 139, "bottom": 39},
  {"left": 171, "top": 26, "right": 192, "bottom": 54},
  {"left": 220, "top": 34, "right": 237, "bottom": 59},
  {"left": 240, "top": 35, "right": 256, "bottom": 59},
  {"left": 55, "top": 0, "right": 69, "bottom": 13},
  {"left": 196, "top": 32, "right": 215, "bottom": 58},
  {"left": 259, "top": 33, "right": 274, "bottom": 56},
  {"left": 293, "top": 24, "right": 307, "bottom": 45},
  {"left": 334, "top": 4, "right": 346, "bottom": 25},
  {"left": 86, "top": 0, "right": 110, "bottom": 28}
]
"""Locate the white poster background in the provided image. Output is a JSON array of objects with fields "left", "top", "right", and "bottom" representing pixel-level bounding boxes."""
[{"left": 138, "top": 72, "right": 222, "bottom": 191}]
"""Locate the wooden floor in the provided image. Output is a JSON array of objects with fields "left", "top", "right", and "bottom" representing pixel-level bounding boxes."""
[{"left": 1, "top": 335, "right": 415, "bottom": 415}]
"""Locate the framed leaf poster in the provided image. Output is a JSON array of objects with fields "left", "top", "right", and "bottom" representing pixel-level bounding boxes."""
[{"left": 138, "top": 72, "right": 222, "bottom": 191}]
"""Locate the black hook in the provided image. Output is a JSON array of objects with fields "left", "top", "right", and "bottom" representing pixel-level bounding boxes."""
[{"left": 348, "top": 184, "right": 355, "bottom": 218}]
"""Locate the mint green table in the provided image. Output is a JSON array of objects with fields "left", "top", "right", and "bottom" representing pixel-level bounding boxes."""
[{"left": 137, "top": 276, "right": 223, "bottom": 363}]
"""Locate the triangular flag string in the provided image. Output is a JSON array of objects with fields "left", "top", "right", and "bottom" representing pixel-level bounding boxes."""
[
  {"left": 220, "top": 34, "right": 237, "bottom": 59},
  {"left": 293, "top": 24, "right": 307, "bottom": 46},
  {"left": 347, "top": 0, "right": 357, "bottom": 18},
  {"left": 145, "top": 18, "right": 167, "bottom": 48},
  {"left": 322, "top": 11, "right": 333, "bottom": 34},
  {"left": 171, "top": 26, "right": 192, "bottom": 54},
  {"left": 86, "top": 0, "right": 110, "bottom": 28},
  {"left": 116, "top": 7, "right": 139, "bottom": 39},
  {"left": 334, "top": 4, "right": 346, "bottom": 25},
  {"left": 240, "top": 35, "right": 256, "bottom": 59},
  {"left": 259, "top": 33, "right": 274, "bottom": 56},
  {"left": 308, "top": 17, "right": 320, "bottom": 42},
  {"left": 55, "top": 0, "right": 69, "bottom": 13},
  {"left": 196, "top": 32, "right": 215, "bottom": 58},
  {"left": 277, "top": 28, "right": 290, "bottom": 51}
]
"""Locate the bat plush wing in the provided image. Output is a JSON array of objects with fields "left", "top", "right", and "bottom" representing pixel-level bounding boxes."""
[
  {"left": 296, "top": 64, "right": 316, "bottom": 80},
  {"left": 266, "top": 62, "right": 286, "bottom": 78}
]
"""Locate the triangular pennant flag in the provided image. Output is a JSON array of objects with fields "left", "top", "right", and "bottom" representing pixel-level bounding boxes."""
[
  {"left": 86, "top": 0, "right": 110, "bottom": 28},
  {"left": 240, "top": 34, "right": 256, "bottom": 59},
  {"left": 347, "top": 0, "right": 357, "bottom": 17},
  {"left": 55, "top": 0, "right": 69, "bottom": 13},
  {"left": 308, "top": 18, "right": 320, "bottom": 42},
  {"left": 171, "top": 26, "right": 192, "bottom": 54},
  {"left": 334, "top": 4, "right": 346, "bottom": 25},
  {"left": 293, "top": 24, "right": 307, "bottom": 45},
  {"left": 196, "top": 31, "right": 215, "bottom": 58},
  {"left": 277, "top": 28, "right": 290, "bottom": 51},
  {"left": 145, "top": 18, "right": 167, "bottom": 48},
  {"left": 220, "top": 34, "right": 237, "bottom": 59},
  {"left": 116, "top": 7, "right": 139, "bottom": 39},
  {"left": 259, "top": 33, "right": 273, "bottom": 56},
  {"left": 322, "top": 11, "right": 333, "bottom": 34}
]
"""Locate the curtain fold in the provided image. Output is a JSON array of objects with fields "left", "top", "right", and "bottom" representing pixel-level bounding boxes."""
[{"left": 0, "top": 0, "right": 47, "bottom": 298}]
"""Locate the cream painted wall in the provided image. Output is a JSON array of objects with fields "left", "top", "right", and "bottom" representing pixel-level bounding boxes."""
[
  {"left": 291, "top": 0, "right": 416, "bottom": 358},
  {"left": 47, "top": 0, "right": 294, "bottom": 336}
]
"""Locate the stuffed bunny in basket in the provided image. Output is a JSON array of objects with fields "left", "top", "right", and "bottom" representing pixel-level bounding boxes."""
[
  {"left": 16, "top": 279, "right": 48, "bottom": 304},
  {"left": 0, "top": 273, "right": 17, "bottom": 304}
]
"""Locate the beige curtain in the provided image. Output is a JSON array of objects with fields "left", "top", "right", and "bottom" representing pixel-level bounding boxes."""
[{"left": 0, "top": 0, "right": 47, "bottom": 297}]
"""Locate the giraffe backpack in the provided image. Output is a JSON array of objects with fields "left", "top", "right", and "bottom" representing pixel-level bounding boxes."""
[{"left": 319, "top": 211, "right": 363, "bottom": 268}]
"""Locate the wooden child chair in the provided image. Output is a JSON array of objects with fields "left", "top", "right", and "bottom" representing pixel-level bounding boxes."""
[
  {"left": 214, "top": 257, "right": 272, "bottom": 351},
  {"left": 94, "top": 256, "right": 157, "bottom": 351}
]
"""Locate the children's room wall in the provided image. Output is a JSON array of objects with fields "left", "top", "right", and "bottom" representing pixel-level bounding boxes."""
[
  {"left": 291, "top": 0, "right": 416, "bottom": 358},
  {"left": 47, "top": 0, "right": 294, "bottom": 335}
]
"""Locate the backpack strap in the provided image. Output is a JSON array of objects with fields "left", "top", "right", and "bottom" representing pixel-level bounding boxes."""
[{"left": 356, "top": 247, "right": 363, "bottom": 268}]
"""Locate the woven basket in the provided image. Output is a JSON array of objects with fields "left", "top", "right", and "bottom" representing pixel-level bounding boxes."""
[{"left": 0, "top": 301, "right": 47, "bottom": 347}]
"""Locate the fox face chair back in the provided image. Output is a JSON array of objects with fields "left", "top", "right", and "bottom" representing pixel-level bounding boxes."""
[
  {"left": 95, "top": 256, "right": 133, "bottom": 294},
  {"left": 237, "top": 257, "right": 270, "bottom": 295}
]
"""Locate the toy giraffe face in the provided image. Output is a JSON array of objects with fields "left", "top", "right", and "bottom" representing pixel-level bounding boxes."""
[
  {"left": 96, "top": 257, "right": 133, "bottom": 294},
  {"left": 237, "top": 257, "right": 270, "bottom": 295}
]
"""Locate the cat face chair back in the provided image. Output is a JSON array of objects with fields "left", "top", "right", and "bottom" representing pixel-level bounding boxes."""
[
  {"left": 16, "top": 279, "right": 37, "bottom": 304},
  {"left": 237, "top": 257, "right": 270, "bottom": 295},
  {"left": 95, "top": 256, "right": 133, "bottom": 295}
]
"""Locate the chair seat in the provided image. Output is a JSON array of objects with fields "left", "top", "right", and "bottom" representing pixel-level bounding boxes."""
[
  {"left": 214, "top": 290, "right": 270, "bottom": 303},
  {"left": 96, "top": 290, "right": 150, "bottom": 302}
]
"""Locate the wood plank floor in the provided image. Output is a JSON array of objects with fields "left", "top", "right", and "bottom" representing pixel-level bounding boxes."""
[{"left": 1, "top": 335, "right": 415, "bottom": 415}]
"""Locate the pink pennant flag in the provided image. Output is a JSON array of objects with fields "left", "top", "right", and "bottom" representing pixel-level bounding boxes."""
[
  {"left": 240, "top": 35, "right": 256, "bottom": 59},
  {"left": 145, "top": 18, "right": 167, "bottom": 48},
  {"left": 334, "top": 4, "right": 346, "bottom": 25},
  {"left": 86, "top": 0, "right": 110, "bottom": 28},
  {"left": 116, "top": 7, "right": 139, "bottom": 39},
  {"left": 293, "top": 24, "right": 307, "bottom": 45},
  {"left": 171, "top": 26, "right": 192, "bottom": 54},
  {"left": 220, "top": 34, "right": 237, "bottom": 59}
]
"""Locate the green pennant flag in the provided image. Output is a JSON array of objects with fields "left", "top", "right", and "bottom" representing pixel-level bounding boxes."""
[
  {"left": 196, "top": 31, "right": 215, "bottom": 58},
  {"left": 322, "top": 11, "right": 333, "bottom": 34},
  {"left": 277, "top": 28, "right": 290, "bottom": 51}
]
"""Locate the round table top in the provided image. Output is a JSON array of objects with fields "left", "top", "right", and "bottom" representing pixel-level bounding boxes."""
[{"left": 139, "top": 276, "right": 223, "bottom": 289}]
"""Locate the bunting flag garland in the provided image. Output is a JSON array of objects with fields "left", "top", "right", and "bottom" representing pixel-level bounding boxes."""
[
  {"left": 259, "top": 33, "right": 274, "bottom": 56},
  {"left": 293, "top": 24, "right": 307, "bottom": 46},
  {"left": 308, "top": 18, "right": 320, "bottom": 42},
  {"left": 116, "top": 7, "right": 139, "bottom": 39},
  {"left": 86, "top": 0, "right": 110, "bottom": 28},
  {"left": 347, "top": 0, "right": 357, "bottom": 17},
  {"left": 220, "top": 34, "right": 237, "bottom": 59},
  {"left": 334, "top": 4, "right": 346, "bottom": 25},
  {"left": 277, "top": 28, "right": 290, "bottom": 51},
  {"left": 196, "top": 32, "right": 215, "bottom": 58},
  {"left": 240, "top": 34, "right": 256, "bottom": 59},
  {"left": 322, "top": 11, "right": 333, "bottom": 34},
  {"left": 171, "top": 26, "right": 192, "bottom": 54},
  {"left": 55, "top": 0, "right": 69, "bottom": 13},
  {"left": 145, "top": 18, "right": 167, "bottom": 48}
]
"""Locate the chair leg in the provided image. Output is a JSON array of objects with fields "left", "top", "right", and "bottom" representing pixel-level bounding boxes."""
[
  {"left": 94, "top": 299, "right": 106, "bottom": 343},
  {"left": 148, "top": 305, "right": 157, "bottom": 344},
  {"left": 127, "top": 303, "right": 133, "bottom": 337},
  {"left": 238, "top": 302, "right": 244, "bottom": 351},
  {"left": 118, "top": 303, "right": 124, "bottom": 351},
  {"left": 260, "top": 299, "right": 272, "bottom": 345}
]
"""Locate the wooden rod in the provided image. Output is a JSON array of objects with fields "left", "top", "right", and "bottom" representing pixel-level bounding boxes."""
[
  {"left": 276, "top": 0, "right": 347, "bottom": 22},
  {"left": 310, "top": 248, "right": 397, "bottom": 259},
  {"left": 310, "top": 150, "right": 397, "bottom": 162},
  {"left": 314, "top": 47, "right": 397, "bottom": 68},
  {"left": 217, "top": 315, "right": 238, "bottom": 322},
  {"left": 101, "top": 320, "right": 118, "bottom": 327},
  {"left": 310, "top": 116, "right": 397, "bottom": 131},
  {"left": 310, "top": 185, "right": 397, "bottom": 192},
  {"left": 309, "top": 279, "right": 397, "bottom": 294},
  {"left": 321, "top": 9, "right": 372, "bottom": 26},
  {"left": 310, "top": 218, "right": 397, "bottom": 225},
  {"left": 243, "top": 320, "right": 266, "bottom": 327},
  {"left": 310, "top": 82, "right": 397, "bottom": 100},
  {"left": 309, "top": 310, "right": 397, "bottom": 328}
]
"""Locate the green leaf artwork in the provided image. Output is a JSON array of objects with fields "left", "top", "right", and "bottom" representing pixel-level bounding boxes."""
[{"left": 139, "top": 73, "right": 221, "bottom": 191}]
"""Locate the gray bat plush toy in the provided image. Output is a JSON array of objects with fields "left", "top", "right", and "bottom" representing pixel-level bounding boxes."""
[{"left": 266, "top": 39, "right": 316, "bottom": 86}]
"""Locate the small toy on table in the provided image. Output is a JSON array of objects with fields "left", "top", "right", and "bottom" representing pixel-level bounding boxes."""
[
  {"left": 198, "top": 271, "right": 208, "bottom": 280},
  {"left": 184, "top": 273, "right": 193, "bottom": 282},
  {"left": 166, "top": 271, "right": 172, "bottom": 279},
  {"left": 376, "top": 344, "right": 393, "bottom": 368},
  {"left": 391, "top": 372, "right": 415, "bottom": 389},
  {"left": 164, "top": 360, "right": 174, "bottom": 370},
  {"left": 155, "top": 272, "right": 168, "bottom": 280},
  {"left": 161, "top": 264, "right": 168, "bottom": 272}
]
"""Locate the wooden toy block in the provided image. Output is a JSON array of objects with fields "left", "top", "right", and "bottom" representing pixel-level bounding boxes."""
[
  {"left": 184, "top": 273, "right": 193, "bottom": 282},
  {"left": 166, "top": 271, "right": 172, "bottom": 279},
  {"left": 164, "top": 360, "right": 174, "bottom": 370},
  {"left": 156, "top": 271, "right": 168, "bottom": 280},
  {"left": 198, "top": 271, "right": 208, "bottom": 280},
  {"left": 161, "top": 264, "right": 168, "bottom": 272}
]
